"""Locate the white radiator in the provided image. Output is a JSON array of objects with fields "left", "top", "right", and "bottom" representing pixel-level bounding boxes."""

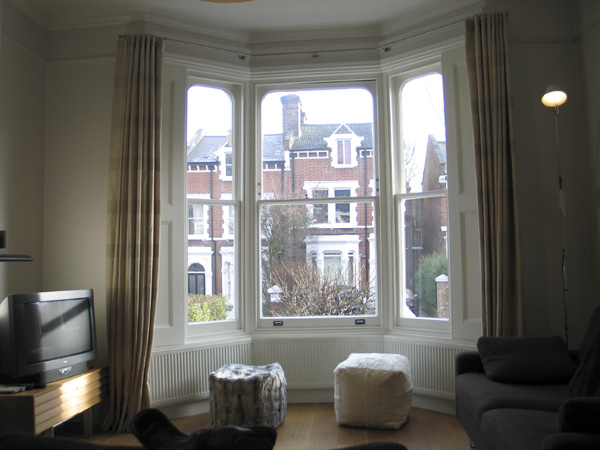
[
  {"left": 251, "top": 335, "right": 384, "bottom": 388},
  {"left": 384, "top": 338, "right": 467, "bottom": 399},
  {"left": 149, "top": 339, "right": 252, "bottom": 406},
  {"left": 148, "top": 335, "right": 471, "bottom": 406}
]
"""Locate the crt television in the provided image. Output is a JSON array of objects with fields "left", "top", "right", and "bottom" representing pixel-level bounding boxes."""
[{"left": 0, "top": 289, "right": 97, "bottom": 384}]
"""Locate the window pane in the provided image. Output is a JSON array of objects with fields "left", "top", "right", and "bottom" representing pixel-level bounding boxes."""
[
  {"left": 187, "top": 85, "right": 236, "bottom": 323},
  {"left": 401, "top": 74, "right": 446, "bottom": 194},
  {"left": 260, "top": 201, "right": 376, "bottom": 318},
  {"left": 401, "top": 196, "right": 448, "bottom": 319},
  {"left": 312, "top": 189, "right": 328, "bottom": 223},
  {"left": 399, "top": 72, "right": 449, "bottom": 322},
  {"left": 261, "top": 88, "right": 374, "bottom": 200}
]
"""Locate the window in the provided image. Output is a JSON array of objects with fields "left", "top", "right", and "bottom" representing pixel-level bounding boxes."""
[
  {"left": 220, "top": 151, "right": 232, "bottom": 180},
  {"left": 337, "top": 139, "right": 351, "bottom": 165},
  {"left": 312, "top": 189, "right": 328, "bottom": 223},
  {"left": 397, "top": 73, "right": 449, "bottom": 322},
  {"left": 188, "top": 203, "right": 207, "bottom": 237},
  {"left": 188, "top": 263, "right": 206, "bottom": 295},
  {"left": 258, "top": 85, "right": 377, "bottom": 326},
  {"left": 153, "top": 40, "right": 481, "bottom": 348},
  {"left": 186, "top": 84, "right": 237, "bottom": 326},
  {"left": 335, "top": 188, "right": 351, "bottom": 223},
  {"left": 305, "top": 182, "right": 359, "bottom": 227}
]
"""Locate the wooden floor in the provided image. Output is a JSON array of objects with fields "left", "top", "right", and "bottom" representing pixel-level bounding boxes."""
[{"left": 59, "top": 404, "right": 471, "bottom": 450}]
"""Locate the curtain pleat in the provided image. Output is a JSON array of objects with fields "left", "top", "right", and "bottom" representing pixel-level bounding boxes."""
[
  {"left": 104, "top": 34, "right": 164, "bottom": 432},
  {"left": 465, "top": 14, "right": 523, "bottom": 337}
]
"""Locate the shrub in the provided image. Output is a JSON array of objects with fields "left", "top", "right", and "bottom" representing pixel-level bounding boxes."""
[
  {"left": 414, "top": 252, "right": 448, "bottom": 315},
  {"left": 188, "top": 293, "right": 232, "bottom": 322},
  {"left": 268, "top": 264, "right": 375, "bottom": 317}
]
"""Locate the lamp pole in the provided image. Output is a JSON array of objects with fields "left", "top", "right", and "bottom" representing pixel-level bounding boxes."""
[{"left": 542, "top": 86, "right": 569, "bottom": 347}]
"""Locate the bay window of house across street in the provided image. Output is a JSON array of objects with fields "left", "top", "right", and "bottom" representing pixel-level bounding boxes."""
[
  {"left": 186, "top": 84, "right": 237, "bottom": 328},
  {"left": 258, "top": 84, "right": 378, "bottom": 328},
  {"left": 398, "top": 72, "right": 450, "bottom": 323}
]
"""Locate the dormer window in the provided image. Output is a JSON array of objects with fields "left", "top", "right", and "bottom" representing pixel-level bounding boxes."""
[
  {"left": 337, "top": 139, "right": 352, "bottom": 165},
  {"left": 325, "top": 126, "right": 363, "bottom": 168}
]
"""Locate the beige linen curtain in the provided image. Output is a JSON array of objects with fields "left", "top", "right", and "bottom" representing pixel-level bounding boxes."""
[
  {"left": 104, "top": 34, "right": 164, "bottom": 432},
  {"left": 465, "top": 13, "right": 523, "bottom": 337}
]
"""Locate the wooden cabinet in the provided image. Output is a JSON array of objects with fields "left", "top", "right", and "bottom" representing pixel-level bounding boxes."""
[{"left": 0, "top": 367, "right": 107, "bottom": 435}]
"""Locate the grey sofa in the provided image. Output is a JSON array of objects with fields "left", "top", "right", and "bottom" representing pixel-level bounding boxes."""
[{"left": 455, "top": 307, "right": 600, "bottom": 450}]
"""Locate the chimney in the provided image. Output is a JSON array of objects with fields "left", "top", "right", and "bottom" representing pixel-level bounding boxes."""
[{"left": 281, "top": 94, "right": 302, "bottom": 142}]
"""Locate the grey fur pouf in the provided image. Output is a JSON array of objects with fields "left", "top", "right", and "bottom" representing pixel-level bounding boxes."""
[{"left": 209, "top": 362, "right": 287, "bottom": 428}]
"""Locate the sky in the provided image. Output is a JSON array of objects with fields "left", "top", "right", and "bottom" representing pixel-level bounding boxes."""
[{"left": 186, "top": 86, "right": 375, "bottom": 140}]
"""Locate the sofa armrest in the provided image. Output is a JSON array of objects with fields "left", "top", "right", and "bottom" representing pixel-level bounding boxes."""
[
  {"left": 542, "top": 432, "right": 600, "bottom": 450},
  {"left": 455, "top": 351, "right": 484, "bottom": 375},
  {"left": 557, "top": 397, "right": 600, "bottom": 433}
]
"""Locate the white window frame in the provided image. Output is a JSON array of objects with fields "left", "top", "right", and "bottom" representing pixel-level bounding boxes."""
[
  {"left": 392, "top": 66, "right": 451, "bottom": 337},
  {"left": 256, "top": 81, "right": 380, "bottom": 330},
  {"left": 184, "top": 76, "right": 243, "bottom": 340},
  {"left": 389, "top": 46, "right": 482, "bottom": 340}
]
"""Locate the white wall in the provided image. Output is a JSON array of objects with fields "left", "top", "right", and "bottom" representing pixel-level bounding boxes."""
[
  {"left": 483, "top": 0, "right": 597, "bottom": 347},
  {"left": 577, "top": 0, "right": 600, "bottom": 326},
  {"left": 0, "top": 1, "right": 45, "bottom": 296},
  {"left": 43, "top": 58, "right": 115, "bottom": 368}
]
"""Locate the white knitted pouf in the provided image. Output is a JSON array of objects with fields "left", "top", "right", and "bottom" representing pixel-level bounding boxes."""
[
  {"left": 209, "top": 362, "right": 287, "bottom": 428},
  {"left": 334, "top": 353, "right": 412, "bottom": 429}
]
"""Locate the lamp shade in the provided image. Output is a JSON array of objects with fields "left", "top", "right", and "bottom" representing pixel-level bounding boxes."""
[{"left": 541, "top": 85, "right": 567, "bottom": 108}]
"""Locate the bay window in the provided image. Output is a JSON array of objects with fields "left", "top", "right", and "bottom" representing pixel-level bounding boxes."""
[{"left": 154, "top": 35, "right": 481, "bottom": 347}]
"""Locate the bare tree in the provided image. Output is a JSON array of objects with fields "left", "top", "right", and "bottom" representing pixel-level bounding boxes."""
[
  {"left": 403, "top": 139, "right": 419, "bottom": 192},
  {"left": 269, "top": 264, "right": 375, "bottom": 317}
]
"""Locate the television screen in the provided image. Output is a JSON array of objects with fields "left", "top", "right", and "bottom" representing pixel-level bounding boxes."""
[{"left": 21, "top": 298, "right": 94, "bottom": 365}]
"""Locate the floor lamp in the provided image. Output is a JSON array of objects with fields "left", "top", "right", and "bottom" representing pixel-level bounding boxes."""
[{"left": 541, "top": 85, "right": 569, "bottom": 347}]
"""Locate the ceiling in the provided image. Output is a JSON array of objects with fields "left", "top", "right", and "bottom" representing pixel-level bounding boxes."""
[{"left": 17, "top": 0, "right": 455, "bottom": 35}]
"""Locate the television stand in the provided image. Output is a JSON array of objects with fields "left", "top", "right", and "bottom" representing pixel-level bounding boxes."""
[{"left": 0, "top": 367, "right": 107, "bottom": 436}]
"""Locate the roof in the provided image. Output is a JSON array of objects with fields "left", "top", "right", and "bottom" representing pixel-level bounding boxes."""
[
  {"left": 187, "top": 135, "right": 228, "bottom": 164},
  {"left": 263, "top": 134, "right": 285, "bottom": 162},
  {"left": 187, "top": 123, "right": 374, "bottom": 163},
  {"left": 291, "top": 123, "right": 373, "bottom": 152},
  {"left": 428, "top": 134, "right": 446, "bottom": 165}
]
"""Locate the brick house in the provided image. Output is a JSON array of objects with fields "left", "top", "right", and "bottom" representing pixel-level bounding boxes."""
[
  {"left": 403, "top": 134, "right": 448, "bottom": 316},
  {"left": 185, "top": 93, "right": 446, "bottom": 316}
]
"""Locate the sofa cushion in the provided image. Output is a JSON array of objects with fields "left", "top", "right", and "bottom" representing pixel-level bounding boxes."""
[
  {"left": 477, "top": 336, "right": 576, "bottom": 384},
  {"left": 455, "top": 372, "right": 570, "bottom": 422},
  {"left": 569, "top": 307, "right": 600, "bottom": 396},
  {"left": 481, "top": 409, "right": 557, "bottom": 450}
]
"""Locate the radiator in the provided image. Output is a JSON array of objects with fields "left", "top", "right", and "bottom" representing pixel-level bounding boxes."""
[
  {"left": 148, "top": 335, "right": 470, "bottom": 406},
  {"left": 384, "top": 338, "right": 467, "bottom": 399},
  {"left": 149, "top": 339, "right": 252, "bottom": 406}
]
